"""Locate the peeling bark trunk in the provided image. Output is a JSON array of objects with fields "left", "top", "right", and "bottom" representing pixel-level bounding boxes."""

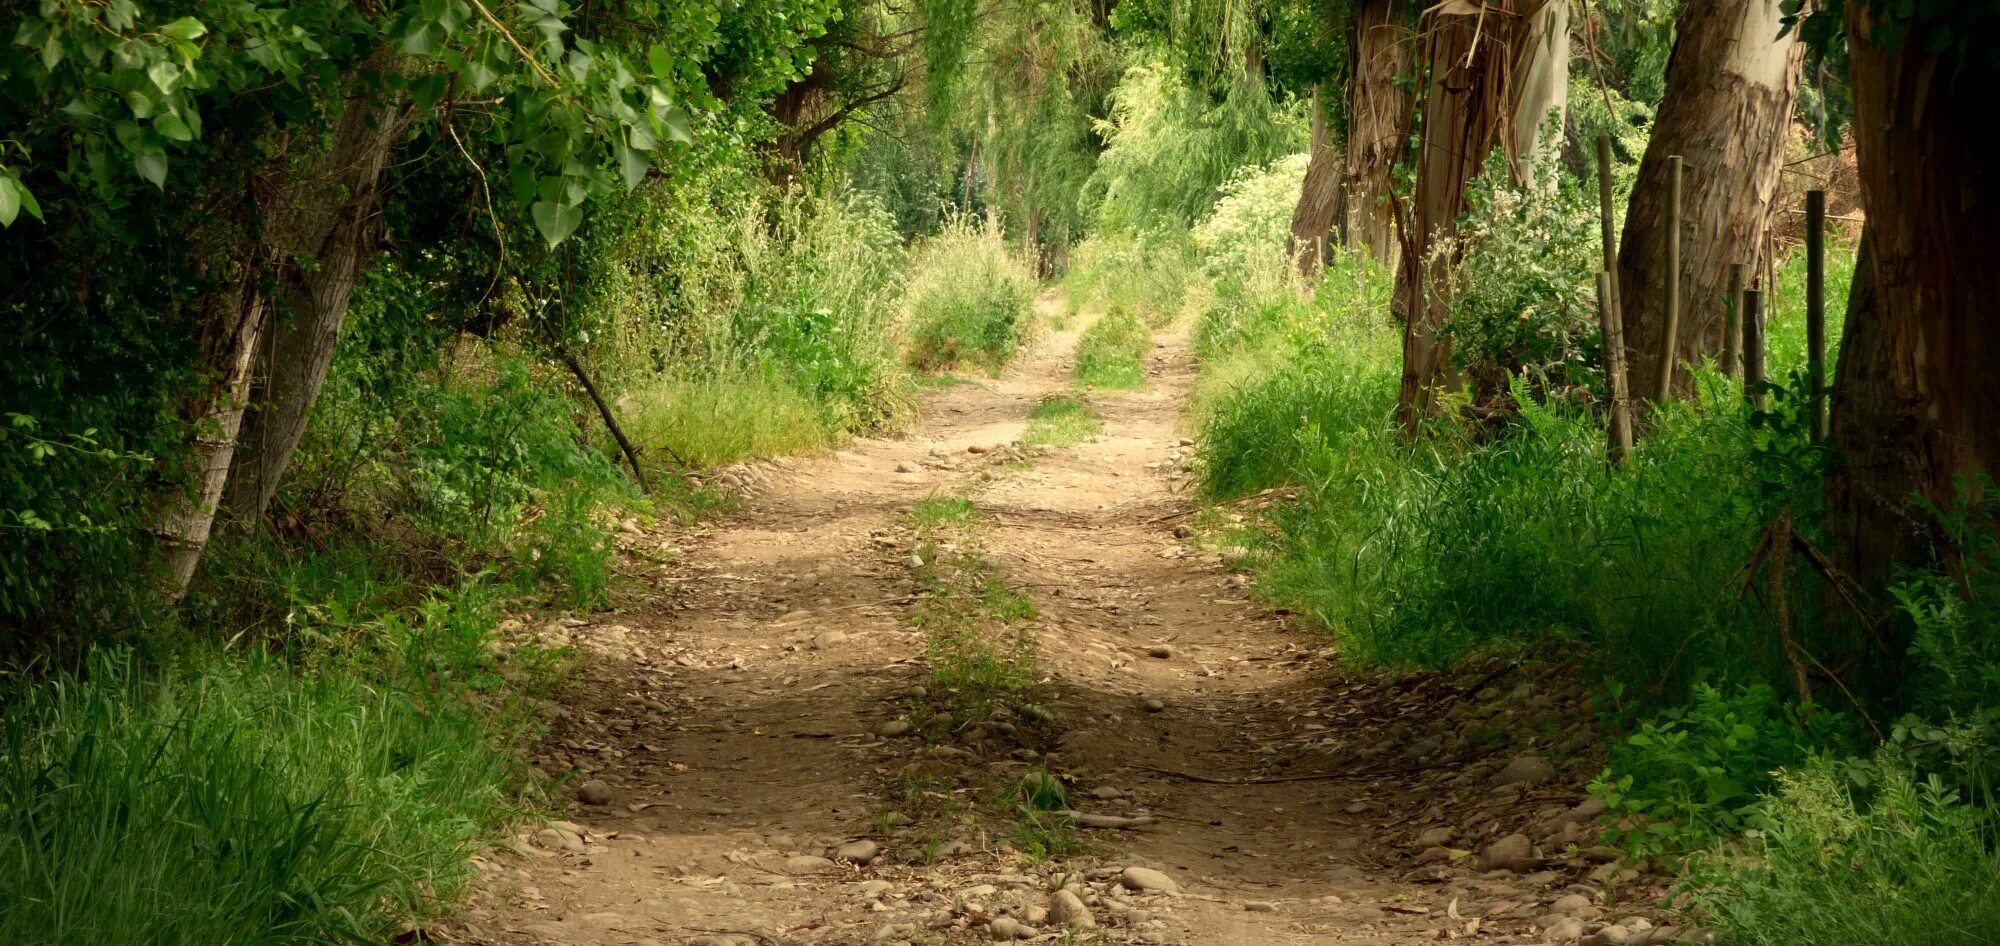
[
  {"left": 1507, "top": 0, "right": 1570, "bottom": 183},
  {"left": 157, "top": 283, "right": 270, "bottom": 596},
  {"left": 1394, "top": 0, "right": 1544, "bottom": 434},
  {"left": 1339, "top": 0, "right": 1413, "bottom": 267},
  {"left": 1825, "top": 10, "right": 2000, "bottom": 632},
  {"left": 223, "top": 95, "right": 409, "bottom": 527},
  {"left": 1617, "top": 0, "right": 1802, "bottom": 404},
  {"left": 1288, "top": 85, "right": 1343, "bottom": 273}
]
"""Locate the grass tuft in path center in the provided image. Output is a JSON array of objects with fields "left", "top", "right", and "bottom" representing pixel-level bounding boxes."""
[
  {"left": 1021, "top": 395, "right": 1101, "bottom": 448},
  {"left": 1073, "top": 305, "right": 1152, "bottom": 390}
]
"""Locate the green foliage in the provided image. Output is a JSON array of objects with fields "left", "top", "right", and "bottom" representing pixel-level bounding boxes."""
[
  {"left": 1439, "top": 160, "right": 1605, "bottom": 401},
  {"left": 1022, "top": 395, "right": 1102, "bottom": 448},
  {"left": 1685, "top": 755, "right": 2000, "bottom": 946},
  {"left": 1083, "top": 63, "right": 1305, "bottom": 234},
  {"left": 1064, "top": 229, "right": 1202, "bottom": 321},
  {"left": 904, "top": 220, "right": 1037, "bottom": 372},
  {"left": 1073, "top": 307, "right": 1151, "bottom": 389},
  {"left": 0, "top": 645, "right": 523, "bottom": 946},
  {"left": 1594, "top": 684, "right": 1849, "bottom": 855},
  {"left": 907, "top": 502, "right": 1039, "bottom": 725}
]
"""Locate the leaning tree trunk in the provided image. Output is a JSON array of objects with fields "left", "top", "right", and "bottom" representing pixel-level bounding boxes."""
[
  {"left": 156, "top": 279, "right": 271, "bottom": 597},
  {"left": 1506, "top": 0, "right": 1570, "bottom": 183},
  {"left": 1394, "top": 0, "right": 1546, "bottom": 434},
  {"left": 1339, "top": 0, "right": 1413, "bottom": 267},
  {"left": 1825, "top": 7, "right": 2000, "bottom": 662},
  {"left": 223, "top": 95, "right": 409, "bottom": 526},
  {"left": 1288, "top": 85, "right": 1344, "bottom": 273},
  {"left": 1616, "top": 0, "right": 1802, "bottom": 404}
]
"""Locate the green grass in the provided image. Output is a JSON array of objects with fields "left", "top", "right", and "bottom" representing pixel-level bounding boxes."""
[
  {"left": 0, "top": 647, "right": 523, "bottom": 946},
  {"left": 904, "top": 222, "right": 1037, "bottom": 373},
  {"left": 903, "top": 504, "right": 1040, "bottom": 725},
  {"left": 909, "top": 495, "right": 978, "bottom": 529},
  {"left": 1073, "top": 306, "right": 1151, "bottom": 389},
  {"left": 1022, "top": 395, "right": 1101, "bottom": 448},
  {"left": 623, "top": 372, "right": 835, "bottom": 469},
  {"left": 1686, "top": 758, "right": 2000, "bottom": 946}
]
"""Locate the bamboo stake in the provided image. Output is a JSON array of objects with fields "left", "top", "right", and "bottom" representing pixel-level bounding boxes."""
[
  {"left": 1598, "top": 271, "right": 1634, "bottom": 463},
  {"left": 1594, "top": 135, "right": 1622, "bottom": 329},
  {"left": 1743, "top": 288, "right": 1766, "bottom": 411},
  {"left": 1656, "top": 155, "right": 1683, "bottom": 401},
  {"left": 1724, "top": 262, "right": 1747, "bottom": 380},
  {"left": 1805, "top": 189, "right": 1828, "bottom": 442}
]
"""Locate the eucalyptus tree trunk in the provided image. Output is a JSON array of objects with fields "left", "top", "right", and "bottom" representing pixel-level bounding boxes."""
[
  {"left": 1287, "top": 85, "right": 1343, "bottom": 273},
  {"left": 223, "top": 96, "right": 409, "bottom": 527},
  {"left": 1394, "top": 0, "right": 1548, "bottom": 434},
  {"left": 1616, "top": 0, "right": 1802, "bottom": 404},
  {"left": 1825, "top": 8, "right": 2000, "bottom": 637},
  {"left": 1339, "top": 0, "right": 1412, "bottom": 266},
  {"left": 1507, "top": 0, "right": 1570, "bottom": 183}
]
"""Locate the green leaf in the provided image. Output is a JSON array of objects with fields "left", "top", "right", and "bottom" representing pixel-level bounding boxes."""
[
  {"left": 41, "top": 33, "right": 64, "bottom": 71},
  {"left": 647, "top": 44, "right": 672, "bottom": 78},
  {"left": 400, "top": 23, "right": 439, "bottom": 56},
  {"left": 158, "top": 16, "right": 207, "bottom": 41},
  {"left": 663, "top": 105, "right": 691, "bottom": 143},
  {"left": 530, "top": 200, "right": 583, "bottom": 248},
  {"left": 617, "top": 144, "right": 647, "bottom": 191},
  {"left": 0, "top": 179, "right": 19, "bottom": 227},
  {"left": 147, "top": 60, "right": 182, "bottom": 95},
  {"left": 135, "top": 152, "right": 168, "bottom": 188},
  {"left": 154, "top": 112, "right": 193, "bottom": 142}
]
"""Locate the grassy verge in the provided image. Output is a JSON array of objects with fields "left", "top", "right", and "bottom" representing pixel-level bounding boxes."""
[
  {"left": 623, "top": 372, "right": 837, "bottom": 469},
  {"left": 1073, "top": 306, "right": 1151, "bottom": 389},
  {"left": 904, "top": 221, "right": 1038, "bottom": 374},
  {"left": 1021, "top": 395, "right": 1101, "bottom": 448}
]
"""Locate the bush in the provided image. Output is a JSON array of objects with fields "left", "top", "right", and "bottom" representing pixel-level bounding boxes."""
[
  {"left": 904, "top": 220, "right": 1037, "bottom": 372},
  {"left": 1686, "top": 756, "right": 2000, "bottom": 946},
  {"left": 1074, "top": 307, "right": 1151, "bottom": 389},
  {"left": 0, "top": 646, "right": 521, "bottom": 946}
]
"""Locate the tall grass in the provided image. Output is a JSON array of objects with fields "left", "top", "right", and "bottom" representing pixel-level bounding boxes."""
[
  {"left": 0, "top": 647, "right": 520, "bottom": 946},
  {"left": 903, "top": 219, "right": 1038, "bottom": 372},
  {"left": 1073, "top": 306, "right": 1151, "bottom": 389}
]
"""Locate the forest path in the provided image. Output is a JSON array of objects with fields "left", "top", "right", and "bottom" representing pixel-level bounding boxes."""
[{"left": 450, "top": 294, "right": 1603, "bottom": 946}]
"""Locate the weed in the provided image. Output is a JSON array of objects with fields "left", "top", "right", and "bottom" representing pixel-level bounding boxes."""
[
  {"left": 1073, "top": 307, "right": 1151, "bottom": 389},
  {"left": 909, "top": 495, "right": 979, "bottom": 529},
  {"left": 1022, "top": 395, "right": 1102, "bottom": 448}
]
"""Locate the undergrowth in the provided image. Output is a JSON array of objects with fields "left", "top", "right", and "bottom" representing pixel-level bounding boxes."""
[
  {"left": 1073, "top": 306, "right": 1151, "bottom": 389},
  {"left": 904, "top": 220, "right": 1038, "bottom": 373}
]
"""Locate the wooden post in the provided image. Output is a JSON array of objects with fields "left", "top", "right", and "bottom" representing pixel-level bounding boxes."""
[
  {"left": 1805, "top": 189, "right": 1828, "bottom": 442},
  {"left": 1598, "top": 271, "right": 1634, "bottom": 462},
  {"left": 1595, "top": 135, "right": 1622, "bottom": 328},
  {"left": 1655, "top": 154, "right": 1684, "bottom": 402},
  {"left": 1743, "top": 288, "right": 1766, "bottom": 411},
  {"left": 1724, "top": 262, "right": 1747, "bottom": 380}
]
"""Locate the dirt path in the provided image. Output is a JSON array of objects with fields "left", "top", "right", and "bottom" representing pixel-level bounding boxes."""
[{"left": 448, "top": 297, "right": 1626, "bottom": 946}]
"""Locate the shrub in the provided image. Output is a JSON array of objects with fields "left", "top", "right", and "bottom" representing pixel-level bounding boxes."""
[
  {"left": 1074, "top": 307, "right": 1151, "bottom": 389},
  {"left": 904, "top": 220, "right": 1037, "bottom": 372},
  {"left": 1686, "top": 756, "right": 2000, "bottom": 946}
]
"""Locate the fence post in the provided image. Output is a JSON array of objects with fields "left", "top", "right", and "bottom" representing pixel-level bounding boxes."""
[
  {"left": 1806, "top": 189, "right": 1827, "bottom": 443},
  {"left": 1724, "top": 262, "right": 1746, "bottom": 381},
  {"left": 1743, "top": 288, "right": 1766, "bottom": 411},
  {"left": 1598, "top": 271, "right": 1635, "bottom": 463}
]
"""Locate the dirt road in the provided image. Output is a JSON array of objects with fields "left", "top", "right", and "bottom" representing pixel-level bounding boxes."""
[{"left": 448, "top": 301, "right": 1629, "bottom": 946}]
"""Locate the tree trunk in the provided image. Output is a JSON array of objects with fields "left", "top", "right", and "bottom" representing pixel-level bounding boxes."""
[
  {"left": 1288, "top": 85, "right": 1343, "bottom": 274},
  {"left": 1394, "top": 0, "right": 1544, "bottom": 434},
  {"left": 223, "top": 95, "right": 409, "bottom": 526},
  {"left": 1507, "top": 0, "right": 1570, "bottom": 183},
  {"left": 1825, "top": 9, "right": 2000, "bottom": 623},
  {"left": 1339, "top": 0, "right": 1413, "bottom": 267},
  {"left": 156, "top": 282, "right": 270, "bottom": 597},
  {"left": 1616, "top": 0, "right": 1801, "bottom": 404}
]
